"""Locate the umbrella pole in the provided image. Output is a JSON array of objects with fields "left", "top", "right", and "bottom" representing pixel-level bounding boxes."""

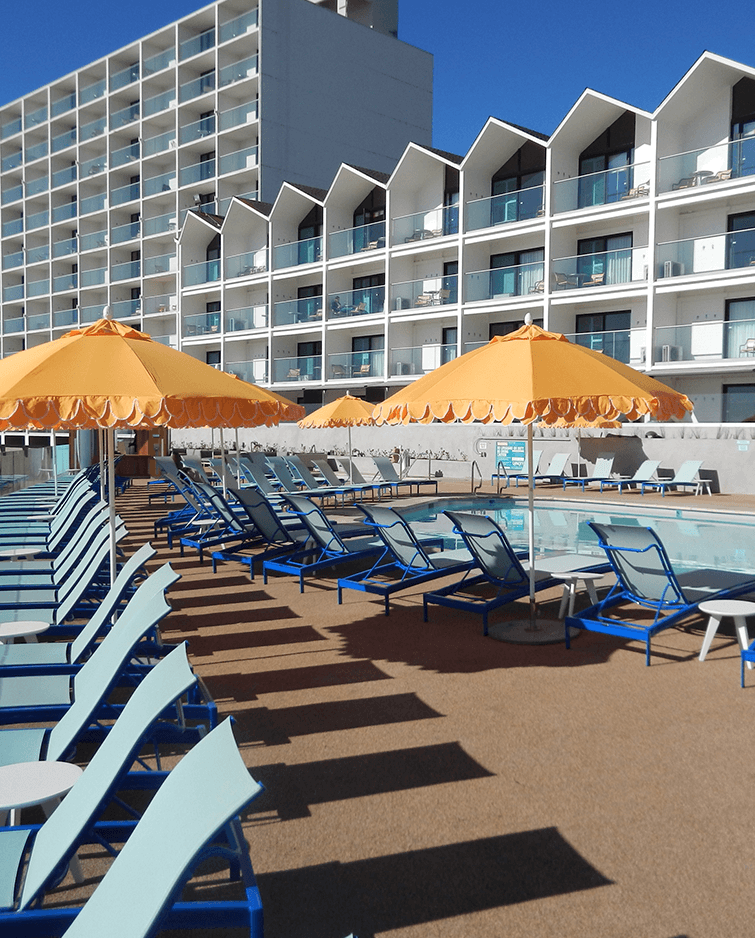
[
  {"left": 107, "top": 428, "right": 117, "bottom": 586},
  {"left": 235, "top": 429, "right": 241, "bottom": 486},
  {"left": 219, "top": 427, "right": 227, "bottom": 500},
  {"left": 50, "top": 430, "right": 58, "bottom": 498},
  {"left": 348, "top": 425, "right": 353, "bottom": 482},
  {"left": 98, "top": 429, "right": 106, "bottom": 504},
  {"left": 526, "top": 422, "right": 537, "bottom": 629}
]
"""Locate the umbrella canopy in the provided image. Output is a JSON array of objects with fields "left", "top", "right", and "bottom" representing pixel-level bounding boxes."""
[
  {"left": 373, "top": 322, "right": 692, "bottom": 426},
  {"left": 298, "top": 393, "right": 375, "bottom": 482}
]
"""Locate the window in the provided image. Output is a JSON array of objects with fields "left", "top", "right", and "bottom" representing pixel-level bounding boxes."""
[
  {"left": 297, "top": 283, "right": 322, "bottom": 321},
  {"left": 351, "top": 334, "right": 384, "bottom": 376},
  {"left": 575, "top": 311, "right": 631, "bottom": 362},
  {"left": 206, "top": 350, "right": 221, "bottom": 368},
  {"left": 206, "top": 233, "right": 220, "bottom": 280},
  {"left": 442, "top": 261, "right": 458, "bottom": 303},
  {"left": 297, "top": 206, "right": 322, "bottom": 263},
  {"left": 353, "top": 188, "right": 385, "bottom": 251},
  {"left": 727, "top": 212, "right": 755, "bottom": 269},
  {"left": 491, "top": 142, "right": 545, "bottom": 223},
  {"left": 489, "top": 319, "right": 542, "bottom": 340},
  {"left": 578, "top": 111, "right": 635, "bottom": 207},
  {"left": 297, "top": 341, "right": 322, "bottom": 380},
  {"left": 490, "top": 248, "right": 544, "bottom": 297},
  {"left": 731, "top": 78, "right": 755, "bottom": 178},
  {"left": 723, "top": 384, "right": 755, "bottom": 422},
  {"left": 443, "top": 167, "right": 459, "bottom": 235},
  {"left": 577, "top": 233, "right": 632, "bottom": 286},
  {"left": 199, "top": 110, "right": 215, "bottom": 137},
  {"left": 442, "top": 326, "right": 457, "bottom": 364},
  {"left": 199, "top": 69, "right": 215, "bottom": 94},
  {"left": 199, "top": 151, "right": 215, "bottom": 180},
  {"left": 352, "top": 273, "right": 384, "bottom": 314},
  {"left": 204, "top": 300, "right": 221, "bottom": 332},
  {"left": 725, "top": 297, "right": 755, "bottom": 358}
]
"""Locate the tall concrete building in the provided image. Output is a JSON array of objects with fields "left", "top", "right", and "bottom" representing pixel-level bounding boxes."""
[{"left": 0, "top": 0, "right": 432, "bottom": 354}]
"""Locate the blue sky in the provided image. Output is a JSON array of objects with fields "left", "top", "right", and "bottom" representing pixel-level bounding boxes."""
[{"left": 4, "top": 0, "right": 755, "bottom": 156}]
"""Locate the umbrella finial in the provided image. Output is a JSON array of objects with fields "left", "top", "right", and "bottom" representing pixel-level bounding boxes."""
[
  {"left": 102, "top": 305, "right": 113, "bottom": 321},
  {"left": 524, "top": 312, "right": 533, "bottom": 326}
]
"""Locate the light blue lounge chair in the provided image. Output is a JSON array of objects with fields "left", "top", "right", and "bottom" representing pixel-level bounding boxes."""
[
  {"left": 491, "top": 449, "right": 542, "bottom": 488},
  {"left": 562, "top": 454, "right": 615, "bottom": 491},
  {"left": 639, "top": 460, "right": 711, "bottom": 496},
  {"left": 286, "top": 454, "right": 367, "bottom": 502},
  {"left": 337, "top": 504, "right": 475, "bottom": 615},
  {"left": 599, "top": 459, "right": 660, "bottom": 493},
  {"left": 566, "top": 522, "right": 755, "bottom": 664},
  {"left": 530, "top": 452, "right": 570, "bottom": 486}
]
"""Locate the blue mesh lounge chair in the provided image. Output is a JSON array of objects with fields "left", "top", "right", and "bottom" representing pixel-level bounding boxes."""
[
  {"left": 561, "top": 454, "right": 615, "bottom": 491},
  {"left": 491, "top": 449, "right": 542, "bottom": 487},
  {"left": 741, "top": 639, "right": 755, "bottom": 687},
  {"left": 424, "top": 511, "right": 608, "bottom": 635},
  {"left": 639, "top": 460, "right": 711, "bottom": 496},
  {"left": 337, "top": 504, "right": 474, "bottom": 615},
  {"left": 263, "top": 493, "right": 384, "bottom": 592},
  {"left": 372, "top": 455, "right": 438, "bottom": 496},
  {"left": 598, "top": 459, "right": 660, "bottom": 493},
  {"left": 566, "top": 522, "right": 755, "bottom": 665}
]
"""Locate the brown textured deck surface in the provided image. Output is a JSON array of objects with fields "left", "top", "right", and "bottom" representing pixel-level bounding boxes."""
[{"left": 31, "top": 479, "right": 755, "bottom": 937}]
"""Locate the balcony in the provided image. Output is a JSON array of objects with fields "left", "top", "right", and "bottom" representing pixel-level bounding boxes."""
[
  {"left": 79, "top": 79, "right": 105, "bottom": 106},
  {"left": 183, "top": 259, "right": 220, "bottom": 287},
  {"left": 53, "top": 237, "right": 77, "bottom": 258},
  {"left": 328, "top": 349, "right": 384, "bottom": 380},
  {"left": 143, "top": 171, "right": 175, "bottom": 197},
  {"left": 111, "top": 181, "right": 140, "bottom": 206},
  {"left": 27, "top": 313, "right": 50, "bottom": 330},
  {"left": 272, "top": 296, "right": 323, "bottom": 326},
  {"left": 1, "top": 184, "right": 23, "bottom": 205},
  {"left": 653, "top": 318, "right": 755, "bottom": 365},
  {"left": 53, "top": 273, "right": 77, "bottom": 293},
  {"left": 79, "top": 229, "right": 108, "bottom": 252},
  {"left": 225, "top": 250, "right": 267, "bottom": 278},
  {"left": 143, "top": 295, "right": 175, "bottom": 315},
  {"left": 51, "top": 202, "right": 78, "bottom": 224},
  {"left": 3, "top": 316, "right": 23, "bottom": 333},
  {"left": 80, "top": 155, "right": 106, "bottom": 178},
  {"left": 225, "top": 306, "right": 268, "bottom": 331},
  {"left": 51, "top": 93, "right": 76, "bottom": 118},
  {"left": 111, "top": 260, "right": 141, "bottom": 282},
  {"left": 657, "top": 228, "right": 755, "bottom": 279},
  {"left": 111, "top": 220, "right": 140, "bottom": 244},
  {"left": 143, "top": 88, "right": 177, "bottom": 118},
  {"left": 1, "top": 117, "right": 21, "bottom": 139},
  {"left": 219, "top": 8, "right": 258, "bottom": 42},
  {"left": 27, "top": 279, "right": 50, "bottom": 297},
  {"left": 52, "top": 128, "right": 76, "bottom": 153},
  {"left": 1, "top": 151, "right": 21, "bottom": 172},
  {"left": 326, "top": 287, "right": 385, "bottom": 320},
  {"left": 80, "top": 116, "right": 107, "bottom": 141},
  {"left": 226, "top": 359, "right": 268, "bottom": 384},
  {"left": 183, "top": 311, "right": 221, "bottom": 337},
  {"left": 80, "top": 267, "right": 107, "bottom": 288},
  {"left": 143, "top": 212, "right": 177, "bottom": 237},
  {"left": 80, "top": 304, "right": 104, "bottom": 323},
  {"left": 111, "top": 299, "right": 142, "bottom": 320},
  {"left": 561, "top": 328, "right": 644, "bottom": 366},
  {"left": 3, "top": 285, "right": 23, "bottom": 302},
  {"left": 552, "top": 162, "right": 650, "bottom": 213},
  {"left": 465, "top": 263, "right": 543, "bottom": 301},
  {"left": 389, "top": 344, "right": 457, "bottom": 376},
  {"left": 143, "top": 253, "right": 174, "bottom": 276},
  {"left": 143, "top": 48, "right": 176, "bottom": 76},
  {"left": 179, "top": 73, "right": 215, "bottom": 103},
  {"left": 550, "top": 246, "right": 649, "bottom": 290},
  {"left": 219, "top": 100, "right": 258, "bottom": 131},
  {"left": 219, "top": 55, "right": 258, "bottom": 87},
  {"left": 2, "top": 250, "right": 23, "bottom": 270},
  {"left": 466, "top": 187, "right": 544, "bottom": 231},
  {"left": 392, "top": 205, "right": 458, "bottom": 243},
  {"left": 110, "top": 102, "right": 140, "bottom": 130},
  {"left": 25, "top": 105, "right": 47, "bottom": 128},
  {"left": 391, "top": 276, "right": 458, "bottom": 310},
  {"left": 273, "top": 355, "right": 322, "bottom": 382},
  {"left": 329, "top": 221, "right": 386, "bottom": 258},
  {"left": 273, "top": 236, "right": 322, "bottom": 269},
  {"left": 142, "top": 130, "right": 175, "bottom": 158},
  {"left": 26, "top": 209, "right": 49, "bottom": 231},
  {"left": 27, "top": 245, "right": 49, "bottom": 264},
  {"left": 111, "top": 141, "right": 140, "bottom": 168},
  {"left": 2, "top": 218, "right": 23, "bottom": 237},
  {"left": 26, "top": 140, "right": 48, "bottom": 163},
  {"left": 181, "top": 114, "right": 215, "bottom": 144},
  {"left": 26, "top": 176, "right": 49, "bottom": 197},
  {"left": 180, "top": 159, "right": 215, "bottom": 187},
  {"left": 52, "top": 165, "right": 77, "bottom": 188},
  {"left": 80, "top": 193, "right": 106, "bottom": 215},
  {"left": 53, "top": 309, "right": 78, "bottom": 328},
  {"left": 110, "top": 62, "right": 139, "bottom": 92},
  {"left": 218, "top": 146, "right": 257, "bottom": 174},
  {"left": 658, "top": 138, "right": 755, "bottom": 193},
  {"left": 179, "top": 29, "right": 215, "bottom": 61}
]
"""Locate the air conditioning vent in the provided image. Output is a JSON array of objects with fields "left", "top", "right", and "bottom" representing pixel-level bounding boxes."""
[{"left": 663, "top": 260, "right": 684, "bottom": 277}]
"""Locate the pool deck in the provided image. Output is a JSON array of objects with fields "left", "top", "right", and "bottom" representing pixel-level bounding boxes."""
[{"left": 47, "top": 478, "right": 755, "bottom": 937}]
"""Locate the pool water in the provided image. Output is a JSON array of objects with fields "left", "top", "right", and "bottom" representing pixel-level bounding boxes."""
[{"left": 401, "top": 497, "right": 755, "bottom": 576}]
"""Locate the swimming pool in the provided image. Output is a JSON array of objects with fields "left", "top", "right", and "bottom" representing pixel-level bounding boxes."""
[{"left": 401, "top": 497, "right": 755, "bottom": 576}]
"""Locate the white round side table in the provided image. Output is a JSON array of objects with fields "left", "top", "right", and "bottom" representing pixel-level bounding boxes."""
[
  {"left": 552, "top": 571, "right": 605, "bottom": 619},
  {"left": 698, "top": 598, "right": 755, "bottom": 667},
  {"left": 0, "top": 620, "right": 51, "bottom": 644}
]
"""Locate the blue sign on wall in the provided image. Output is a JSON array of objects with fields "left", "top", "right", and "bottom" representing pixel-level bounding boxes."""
[{"left": 495, "top": 441, "right": 526, "bottom": 473}]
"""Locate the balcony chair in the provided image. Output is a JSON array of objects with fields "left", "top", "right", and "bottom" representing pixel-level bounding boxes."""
[{"left": 740, "top": 337, "right": 755, "bottom": 355}]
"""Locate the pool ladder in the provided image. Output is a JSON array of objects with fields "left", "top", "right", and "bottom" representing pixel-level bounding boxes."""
[{"left": 471, "top": 460, "right": 483, "bottom": 495}]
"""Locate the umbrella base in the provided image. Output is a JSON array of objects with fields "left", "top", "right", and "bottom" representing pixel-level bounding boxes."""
[{"left": 487, "top": 618, "right": 579, "bottom": 645}]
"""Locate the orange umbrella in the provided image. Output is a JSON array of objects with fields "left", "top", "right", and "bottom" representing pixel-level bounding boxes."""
[
  {"left": 373, "top": 319, "right": 693, "bottom": 640},
  {"left": 0, "top": 313, "right": 304, "bottom": 581},
  {"left": 298, "top": 393, "right": 375, "bottom": 482}
]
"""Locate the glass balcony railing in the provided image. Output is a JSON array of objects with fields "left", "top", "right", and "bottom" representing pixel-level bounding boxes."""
[
  {"left": 326, "top": 287, "right": 385, "bottom": 320},
  {"left": 466, "top": 186, "right": 545, "bottom": 230},
  {"left": 80, "top": 267, "right": 107, "bottom": 287},
  {"left": 2, "top": 218, "right": 23, "bottom": 237},
  {"left": 217, "top": 192, "right": 258, "bottom": 214},
  {"left": 561, "top": 328, "right": 641, "bottom": 366},
  {"left": 3, "top": 285, "right": 24, "bottom": 302},
  {"left": 2, "top": 250, "right": 23, "bottom": 270},
  {"left": 27, "top": 245, "right": 49, "bottom": 264},
  {"left": 329, "top": 221, "right": 386, "bottom": 258},
  {"left": 110, "top": 102, "right": 139, "bottom": 129},
  {"left": 391, "top": 276, "right": 458, "bottom": 310},
  {"left": 328, "top": 349, "right": 384, "bottom": 380},
  {"left": 392, "top": 205, "right": 459, "bottom": 243},
  {"left": 183, "top": 312, "right": 221, "bottom": 336},
  {"left": 25, "top": 105, "right": 47, "bottom": 128},
  {"left": 184, "top": 259, "right": 221, "bottom": 286},
  {"left": 80, "top": 192, "right": 106, "bottom": 215},
  {"left": 80, "top": 305, "right": 103, "bottom": 323},
  {"left": 27, "top": 279, "right": 50, "bottom": 297},
  {"left": 51, "top": 93, "right": 76, "bottom": 117},
  {"left": 226, "top": 359, "right": 268, "bottom": 384},
  {"left": 143, "top": 48, "right": 176, "bottom": 76},
  {"left": 3, "top": 316, "right": 24, "bottom": 333},
  {"left": 26, "top": 176, "right": 48, "bottom": 197},
  {"left": 80, "top": 116, "right": 107, "bottom": 141},
  {"left": 180, "top": 114, "right": 215, "bottom": 144},
  {"left": 219, "top": 100, "right": 258, "bottom": 131},
  {"left": 53, "top": 309, "right": 79, "bottom": 328},
  {"left": 26, "top": 209, "right": 49, "bottom": 231},
  {"left": 552, "top": 162, "right": 650, "bottom": 213},
  {"left": 219, "top": 55, "right": 258, "bottom": 87},
  {"left": 180, "top": 159, "right": 215, "bottom": 187},
  {"left": 657, "top": 138, "right": 755, "bottom": 193},
  {"left": 389, "top": 344, "right": 457, "bottom": 376},
  {"left": 111, "top": 141, "right": 140, "bottom": 168},
  {"left": 52, "top": 128, "right": 76, "bottom": 153},
  {"left": 225, "top": 306, "right": 268, "bottom": 330},
  {"left": 142, "top": 295, "right": 174, "bottom": 315},
  {"left": 51, "top": 165, "right": 77, "bottom": 188},
  {"left": 218, "top": 146, "right": 257, "bottom": 174},
  {"left": 79, "top": 79, "right": 106, "bottom": 105},
  {"left": 52, "top": 273, "right": 77, "bottom": 292},
  {"left": 550, "top": 247, "right": 649, "bottom": 289},
  {"left": 180, "top": 73, "right": 215, "bottom": 102},
  {"left": 273, "top": 355, "right": 322, "bottom": 382},
  {"left": 144, "top": 253, "right": 174, "bottom": 276},
  {"left": 143, "top": 212, "right": 177, "bottom": 236},
  {"left": 79, "top": 229, "right": 108, "bottom": 252},
  {"left": 142, "top": 130, "right": 175, "bottom": 158},
  {"left": 143, "top": 88, "right": 176, "bottom": 117},
  {"left": 219, "top": 8, "right": 258, "bottom": 42},
  {"left": 53, "top": 237, "right": 77, "bottom": 258},
  {"left": 657, "top": 228, "right": 755, "bottom": 278},
  {"left": 273, "top": 236, "right": 322, "bottom": 269},
  {"left": 111, "top": 299, "right": 142, "bottom": 319},
  {"left": 52, "top": 202, "right": 78, "bottom": 224},
  {"left": 80, "top": 155, "right": 107, "bottom": 178},
  {"left": 25, "top": 140, "right": 48, "bottom": 162},
  {"left": 111, "top": 220, "right": 140, "bottom": 244},
  {"left": 652, "top": 318, "right": 755, "bottom": 364},
  {"left": 272, "top": 296, "right": 323, "bottom": 326},
  {"left": 179, "top": 29, "right": 215, "bottom": 61},
  {"left": 110, "top": 63, "right": 139, "bottom": 92},
  {"left": 1, "top": 184, "right": 23, "bottom": 205},
  {"left": 1, "top": 151, "right": 21, "bottom": 172},
  {"left": 225, "top": 250, "right": 267, "bottom": 278},
  {"left": 150, "top": 334, "right": 176, "bottom": 347},
  {"left": 111, "top": 260, "right": 141, "bottom": 281},
  {"left": 27, "top": 313, "right": 50, "bottom": 331},
  {"left": 466, "top": 263, "right": 543, "bottom": 301},
  {"left": 111, "top": 181, "right": 140, "bottom": 205},
  {"left": 1, "top": 117, "right": 22, "bottom": 139}
]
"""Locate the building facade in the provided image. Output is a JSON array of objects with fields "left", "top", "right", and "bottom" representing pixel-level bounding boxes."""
[
  {"left": 177, "top": 52, "right": 755, "bottom": 424},
  {"left": 0, "top": 0, "right": 432, "bottom": 360}
]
